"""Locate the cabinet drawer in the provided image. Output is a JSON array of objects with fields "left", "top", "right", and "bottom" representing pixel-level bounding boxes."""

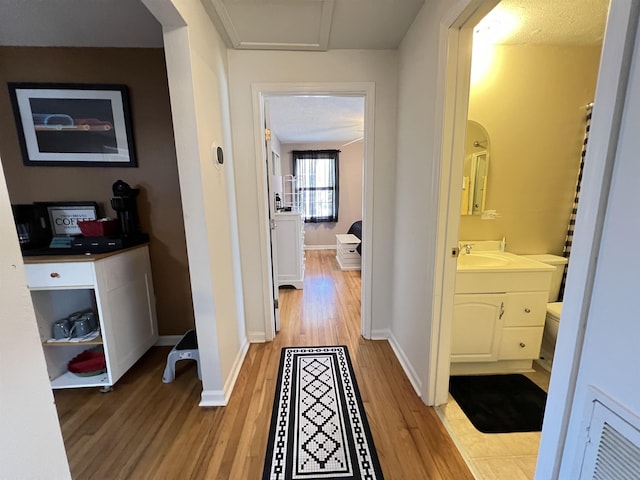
[
  {"left": 25, "top": 263, "right": 95, "bottom": 288},
  {"left": 499, "top": 327, "right": 543, "bottom": 360},
  {"left": 338, "top": 248, "right": 360, "bottom": 260},
  {"left": 504, "top": 292, "right": 548, "bottom": 327}
]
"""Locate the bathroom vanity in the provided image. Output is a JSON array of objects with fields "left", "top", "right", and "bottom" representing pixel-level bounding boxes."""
[{"left": 451, "top": 249, "right": 554, "bottom": 375}]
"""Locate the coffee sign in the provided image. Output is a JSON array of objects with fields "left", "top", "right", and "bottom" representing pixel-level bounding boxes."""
[{"left": 48, "top": 206, "right": 97, "bottom": 235}]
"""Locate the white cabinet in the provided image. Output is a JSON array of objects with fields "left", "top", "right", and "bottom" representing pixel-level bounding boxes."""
[
  {"left": 24, "top": 245, "right": 158, "bottom": 390},
  {"left": 451, "top": 293, "right": 505, "bottom": 362},
  {"left": 275, "top": 212, "right": 304, "bottom": 289},
  {"left": 451, "top": 270, "right": 551, "bottom": 375},
  {"left": 336, "top": 234, "right": 361, "bottom": 271}
]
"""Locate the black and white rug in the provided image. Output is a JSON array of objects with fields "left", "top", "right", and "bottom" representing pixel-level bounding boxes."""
[{"left": 263, "top": 346, "right": 384, "bottom": 480}]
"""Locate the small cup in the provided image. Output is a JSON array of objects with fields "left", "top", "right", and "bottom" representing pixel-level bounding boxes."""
[
  {"left": 72, "top": 316, "right": 93, "bottom": 337},
  {"left": 52, "top": 319, "right": 71, "bottom": 339}
]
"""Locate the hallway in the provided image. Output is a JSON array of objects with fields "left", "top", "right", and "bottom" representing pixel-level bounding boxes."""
[{"left": 54, "top": 250, "right": 472, "bottom": 479}]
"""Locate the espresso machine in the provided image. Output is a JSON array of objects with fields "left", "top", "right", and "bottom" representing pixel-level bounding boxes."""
[
  {"left": 111, "top": 180, "right": 142, "bottom": 238},
  {"left": 70, "top": 180, "right": 149, "bottom": 253}
]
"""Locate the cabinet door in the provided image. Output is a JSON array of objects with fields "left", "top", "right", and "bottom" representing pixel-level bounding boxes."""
[{"left": 451, "top": 293, "right": 505, "bottom": 362}]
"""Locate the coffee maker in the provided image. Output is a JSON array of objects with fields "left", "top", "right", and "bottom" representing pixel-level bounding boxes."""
[
  {"left": 111, "top": 179, "right": 142, "bottom": 238},
  {"left": 11, "top": 204, "right": 52, "bottom": 251},
  {"left": 69, "top": 180, "right": 149, "bottom": 253}
]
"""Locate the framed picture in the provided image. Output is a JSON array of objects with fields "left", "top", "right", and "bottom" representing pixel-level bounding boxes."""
[{"left": 8, "top": 83, "right": 137, "bottom": 167}]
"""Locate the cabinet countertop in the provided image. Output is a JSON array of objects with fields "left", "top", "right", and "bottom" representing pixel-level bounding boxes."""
[{"left": 23, "top": 243, "right": 149, "bottom": 264}]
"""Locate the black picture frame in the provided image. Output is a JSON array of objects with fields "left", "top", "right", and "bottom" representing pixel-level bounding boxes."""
[{"left": 7, "top": 83, "right": 137, "bottom": 167}]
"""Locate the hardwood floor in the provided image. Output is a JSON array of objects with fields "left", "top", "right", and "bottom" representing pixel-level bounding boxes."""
[{"left": 55, "top": 249, "right": 473, "bottom": 479}]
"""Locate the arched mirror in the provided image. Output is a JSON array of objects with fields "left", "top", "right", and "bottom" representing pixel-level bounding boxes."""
[{"left": 461, "top": 120, "right": 490, "bottom": 215}]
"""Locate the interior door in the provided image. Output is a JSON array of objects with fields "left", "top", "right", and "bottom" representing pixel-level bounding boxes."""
[{"left": 264, "top": 100, "right": 280, "bottom": 332}]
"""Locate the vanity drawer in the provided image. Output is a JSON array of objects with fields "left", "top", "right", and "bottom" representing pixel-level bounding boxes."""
[
  {"left": 25, "top": 262, "right": 95, "bottom": 288},
  {"left": 504, "top": 292, "right": 548, "bottom": 327},
  {"left": 499, "top": 326, "right": 543, "bottom": 360}
]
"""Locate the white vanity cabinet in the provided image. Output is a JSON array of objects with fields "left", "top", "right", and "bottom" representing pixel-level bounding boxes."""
[
  {"left": 24, "top": 245, "right": 158, "bottom": 390},
  {"left": 275, "top": 211, "right": 305, "bottom": 289},
  {"left": 451, "top": 257, "right": 552, "bottom": 375}
]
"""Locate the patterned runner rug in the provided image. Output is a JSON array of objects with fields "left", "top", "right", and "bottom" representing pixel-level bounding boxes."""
[{"left": 263, "top": 346, "right": 384, "bottom": 480}]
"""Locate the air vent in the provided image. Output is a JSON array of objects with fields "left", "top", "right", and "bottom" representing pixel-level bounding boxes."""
[
  {"left": 580, "top": 395, "right": 640, "bottom": 479},
  {"left": 593, "top": 422, "right": 640, "bottom": 479}
]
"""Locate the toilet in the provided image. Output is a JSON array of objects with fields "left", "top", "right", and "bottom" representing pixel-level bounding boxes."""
[{"left": 521, "top": 254, "right": 569, "bottom": 372}]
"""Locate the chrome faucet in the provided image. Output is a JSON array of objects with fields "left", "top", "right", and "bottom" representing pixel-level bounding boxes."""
[{"left": 460, "top": 243, "right": 474, "bottom": 254}]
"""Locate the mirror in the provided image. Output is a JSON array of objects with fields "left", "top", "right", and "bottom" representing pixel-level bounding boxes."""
[{"left": 461, "top": 120, "right": 490, "bottom": 215}]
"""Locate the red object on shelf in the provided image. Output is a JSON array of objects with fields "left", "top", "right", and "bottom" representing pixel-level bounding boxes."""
[
  {"left": 67, "top": 350, "right": 106, "bottom": 375},
  {"left": 78, "top": 219, "right": 118, "bottom": 237}
]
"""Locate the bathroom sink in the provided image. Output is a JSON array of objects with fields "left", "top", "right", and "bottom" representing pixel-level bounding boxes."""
[{"left": 458, "top": 253, "right": 511, "bottom": 267}]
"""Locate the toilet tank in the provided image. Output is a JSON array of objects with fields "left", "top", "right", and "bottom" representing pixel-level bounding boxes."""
[{"left": 521, "top": 254, "right": 569, "bottom": 302}]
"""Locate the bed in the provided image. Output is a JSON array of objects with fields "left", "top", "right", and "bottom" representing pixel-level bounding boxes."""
[{"left": 347, "top": 220, "right": 362, "bottom": 255}]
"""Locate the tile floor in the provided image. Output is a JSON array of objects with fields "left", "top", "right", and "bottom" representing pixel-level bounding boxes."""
[{"left": 436, "top": 364, "right": 551, "bottom": 480}]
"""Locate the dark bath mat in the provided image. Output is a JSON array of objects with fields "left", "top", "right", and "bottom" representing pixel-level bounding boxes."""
[{"left": 449, "top": 374, "right": 547, "bottom": 434}]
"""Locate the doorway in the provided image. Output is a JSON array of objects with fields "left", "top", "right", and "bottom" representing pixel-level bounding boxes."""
[
  {"left": 252, "top": 83, "right": 375, "bottom": 341},
  {"left": 432, "top": 0, "right": 610, "bottom": 477}
]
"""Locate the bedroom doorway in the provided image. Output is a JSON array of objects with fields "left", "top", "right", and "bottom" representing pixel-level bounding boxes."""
[{"left": 252, "top": 83, "right": 375, "bottom": 340}]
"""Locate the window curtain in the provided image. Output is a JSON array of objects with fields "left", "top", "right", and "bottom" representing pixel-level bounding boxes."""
[
  {"left": 293, "top": 150, "right": 339, "bottom": 223},
  {"left": 558, "top": 103, "right": 593, "bottom": 300}
]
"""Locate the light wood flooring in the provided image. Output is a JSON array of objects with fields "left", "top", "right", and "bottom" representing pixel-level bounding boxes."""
[{"left": 54, "top": 249, "right": 473, "bottom": 479}]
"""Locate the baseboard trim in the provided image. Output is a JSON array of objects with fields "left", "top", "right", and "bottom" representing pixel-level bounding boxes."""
[
  {"left": 222, "top": 338, "right": 250, "bottom": 403},
  {"left": 155, "top": 335, "right": 183, "bottom": 346},
  {"left": 370, "top": 329, "right": 390, "bottom": 340},
  {"left": 199, "top": 338, "right": 250, "bottom": 407},
  {"left": 247, "top": 331, "right": 266, "bottom": 343},
  {"left": 199, "top": 390, "right": 227, "bottom": 407},
  {"left": 387, "top": 331, "right": 423, "bottom": 397},
  {"left": 304, "top": 245, "right": 336, "bottom": 250}
]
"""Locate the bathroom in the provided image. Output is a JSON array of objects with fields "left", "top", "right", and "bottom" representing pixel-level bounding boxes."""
[
  {"left": 459, "top": 7, "right": 604, "bottom": 371},
  {"left": 439, "top": 1, "right": 608, "bottom": 478}
]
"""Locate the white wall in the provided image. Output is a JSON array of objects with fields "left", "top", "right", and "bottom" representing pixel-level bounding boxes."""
[
  {"left": 0, "top": 161, "right": 71, "bottom": 478},
  {"left": 392, "top": 0, "right": 454, "bottom": 395},
  {"left": 143, "top": 0, "right": 247, "bottom": 405},
  {"left": 280, "top": 140, "right": 363, "bottom": 247},
  {"left": 228, "top": 50, "right": 397, "bottom": 339}
]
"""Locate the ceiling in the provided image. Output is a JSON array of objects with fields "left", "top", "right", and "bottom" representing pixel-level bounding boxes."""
[
  {"left": 0, "top": 0, "right": 609, "bottom": 143},
  {"left": 269, "top": 96, "right": 365, "bottom": 144},
  {"left": 0, "top": 0, "right": 163, "bottom": 48},
  {"left": 203, "top": 0, "right": 425, "bottom": 51},
  {"left": 483, "top": 0, "right": 608, "bottom": 46}
]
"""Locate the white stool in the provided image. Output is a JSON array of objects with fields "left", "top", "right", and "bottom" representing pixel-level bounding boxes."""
[{"left": 162, "top": 329, "right": 201, "bottom": 383}]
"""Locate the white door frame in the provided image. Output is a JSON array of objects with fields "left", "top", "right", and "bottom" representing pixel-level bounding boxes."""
[
  {"left": 263, "top": 99, "right": 281, "bottom": 332},
  {"left": 429, "top": 0, "right": 639, "bottom": 476},
  {"left": 251, "top": 82, "right": 375, "bottom": 341}
]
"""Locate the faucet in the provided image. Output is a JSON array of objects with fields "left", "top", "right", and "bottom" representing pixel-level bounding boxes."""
[{"left": 460, "top": 243, "right": 474, "bottom": 254}]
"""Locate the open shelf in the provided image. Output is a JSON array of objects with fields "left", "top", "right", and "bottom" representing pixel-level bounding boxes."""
[
  {"left": 43, "top": 334, "right": 103, "bottom": 347},
  {"left": 50, "top": 370, "right": 110, "bottom": 389}
]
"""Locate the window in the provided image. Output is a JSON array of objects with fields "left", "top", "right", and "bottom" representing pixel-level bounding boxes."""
[{"left": 293, "top": 150, "right": 339, "bottom": 222}]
